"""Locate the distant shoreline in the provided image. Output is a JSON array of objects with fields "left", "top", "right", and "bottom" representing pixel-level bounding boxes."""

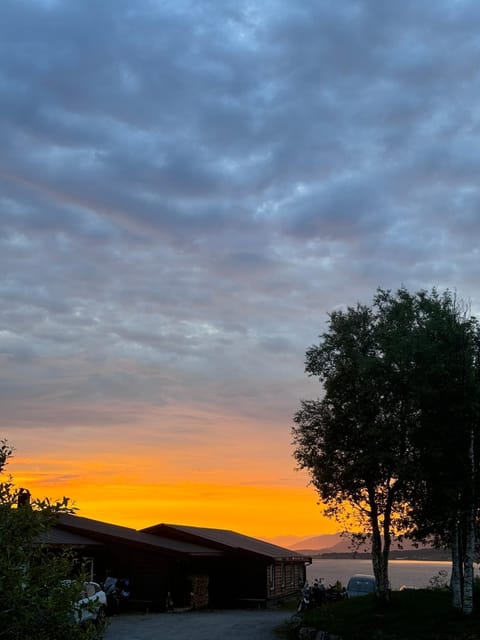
[{"left": 302, "top": 549, "right": 451, "bottom": 561}]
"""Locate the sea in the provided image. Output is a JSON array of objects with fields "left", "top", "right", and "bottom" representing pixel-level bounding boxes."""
[{"left": 306, "top": 558, "right": 480, "bottom": 591}]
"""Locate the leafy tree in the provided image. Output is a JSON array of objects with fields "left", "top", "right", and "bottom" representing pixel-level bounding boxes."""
[
  {"left": 404, "top": 292, "right": 480, "bottom": 614},
  {"left": 292, "top": 288, "right": 480, "bottom": 608},
  {"left": 293, "top": 289, "right": 421, "bottom": 601},
  {"left": 0, "top": 440, "right": 103, "bottom": 640}
]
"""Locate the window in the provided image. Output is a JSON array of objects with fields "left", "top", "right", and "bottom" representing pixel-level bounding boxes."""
[
  {"left": 285, "top": 563, "right": 294, "bottom": 586},
  {"left": 268, "top": 565, "right": 275, "bottom": 591}
]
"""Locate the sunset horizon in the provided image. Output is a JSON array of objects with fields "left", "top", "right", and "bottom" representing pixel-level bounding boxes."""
[{"left": 6, "top": 419, "right": 340, "bottom": 542}]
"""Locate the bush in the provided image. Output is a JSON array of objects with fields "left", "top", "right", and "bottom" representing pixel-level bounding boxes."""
[
  {"left": 427, "top": 569, "right": 449, "bottom": 591},
  {"left": 0, "top": 440, "right": 105, "bottom": 640}
]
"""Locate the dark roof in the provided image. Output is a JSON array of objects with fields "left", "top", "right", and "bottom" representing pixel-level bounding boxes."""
[
  {"left": 37, "top": 527, "right": 103, "bottom": 546},
  {"left": 142, "top": 523, "right": 311, "bottom": 562},
  {"left": 56, "top": 514, "right": 222, "bottom": 557}
]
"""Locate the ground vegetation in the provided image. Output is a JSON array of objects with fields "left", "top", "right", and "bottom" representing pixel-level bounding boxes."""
[{"left": 282, "top": 588, "right": 480, "bottom": 640}]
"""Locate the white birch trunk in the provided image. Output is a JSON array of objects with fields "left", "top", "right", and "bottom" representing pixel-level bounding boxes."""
[
  {"left": 463, "top": 516, "right": 474, "bottom": 615},
  {"left": 451, "top": 520, "right": 463, "bottom": 611},
  {"left": 462, "top": 428, "right": 475, "bottom": 615},
  {"left": 371, "top": 533, "right": 390, "bottom": 601},
  {"left": 377, "top": 556, "right": 389, "bottom": 600}
]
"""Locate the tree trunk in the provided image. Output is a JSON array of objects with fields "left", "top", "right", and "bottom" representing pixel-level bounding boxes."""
[
  {"left": 451, "top": 520, "right": 463, "bottom": 611},
  {"left": 371, "top": 529, "right": 389, "bottom": 601},
  {"left": 369, "top": 487, "right": 390, "bottom": 602},
  {"left": 462, "top": 428, "right": 476, "bottom": 615},
  {"left": 463, "top": 515, "right": 474, "bottom": 615},
  {"left": 380, "top": 487, "right": 394, "bottom": 603},
  {"left": 376, "top": 549, "right": 389, "bottom": 602}
]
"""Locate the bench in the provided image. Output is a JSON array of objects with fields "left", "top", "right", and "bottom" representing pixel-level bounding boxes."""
[
  {"left": 235, "top": 597, "right": 266, "bottom": 609},
  {"left": 125, "top": 599, "right": 154, "bottom": 614}
]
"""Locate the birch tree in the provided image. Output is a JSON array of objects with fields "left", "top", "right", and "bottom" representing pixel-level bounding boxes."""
[
  {"left": 405, "top": 293, "right": 480, "bottom": 615},
  {"left": 293, "top": 288, "right": 480, "bottom": 610},
  {"left": 293, "top": 289, "right": 420, "bottom": 602}
]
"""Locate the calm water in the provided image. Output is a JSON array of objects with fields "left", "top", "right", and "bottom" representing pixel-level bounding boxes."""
[{"left": 306, "top": 558, "right": 480, "bottom": 591}]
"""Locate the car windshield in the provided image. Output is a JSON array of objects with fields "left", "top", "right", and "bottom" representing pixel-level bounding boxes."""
[
  {"left": 85, "top": 583, "right": 96, "bottom": 597},
  {"left": 350, "top": 579, "right": 374, "bottom": 591}
]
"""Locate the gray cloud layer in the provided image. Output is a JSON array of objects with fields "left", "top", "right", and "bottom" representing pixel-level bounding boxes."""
[{"left": 2, "top": 0, "right": 480, "bottom": 437}]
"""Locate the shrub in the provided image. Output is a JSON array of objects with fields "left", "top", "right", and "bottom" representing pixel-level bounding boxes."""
[
  {"left": 427, "top": 569, "right": 449, "bottom": 591},
  {"left": 0, "top": 440, "right": 105, "bottom": 640}
]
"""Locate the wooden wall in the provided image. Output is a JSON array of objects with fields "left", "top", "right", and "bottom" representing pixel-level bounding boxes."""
[{"left": 267, "top": 561, "right": 306, "bottom": 600}]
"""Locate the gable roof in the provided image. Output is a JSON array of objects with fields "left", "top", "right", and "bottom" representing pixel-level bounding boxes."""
[
  {"left": 56, "top": 514, "right": 222, "bottom": 557},
  {"left": 142, "top": 523, "right": 311, "bottom": 562},
  {"left": 37, "top": 527, "right": 103, "bottom": 546}
]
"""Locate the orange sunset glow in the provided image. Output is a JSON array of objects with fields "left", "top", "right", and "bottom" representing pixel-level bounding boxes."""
[{"left": 6, "top": 406, "right": 337, "bottom": 541}]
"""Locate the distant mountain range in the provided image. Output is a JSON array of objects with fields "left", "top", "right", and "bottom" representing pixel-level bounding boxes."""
[
  {"left": 290, "top": 533, "right": 350, "bottom": 552},
  {"left": 268, "top": 532, "right": 351, "bottom": 551},
  {"left": 268, "top": 533, "right": 448, "bottom": 559}
]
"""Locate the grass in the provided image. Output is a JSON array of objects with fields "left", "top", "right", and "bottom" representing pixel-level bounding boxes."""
[{"left": 279, "top": 590, "right": 480, "bottom": 640}]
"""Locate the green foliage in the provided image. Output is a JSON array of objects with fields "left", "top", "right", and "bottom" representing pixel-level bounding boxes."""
[
  {"left": 404, "top": 292, "right": 480, "bottom": 546},
  {"left": 293, "top": 289, "right": 420, "bottom": 534},
  {"left": 292, "top": 287, "right": 480, "bottom": 608},
  {"left": 0, "top": 441, "right": 105, "bottom": 640},
  {"left": 292, "top": 288, "right": 428, "bottom": 599}
]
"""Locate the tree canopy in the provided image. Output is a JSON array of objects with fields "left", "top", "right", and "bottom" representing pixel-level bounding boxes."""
[{"left": 292, "top": 287, "right": 480, "bottom": 611}]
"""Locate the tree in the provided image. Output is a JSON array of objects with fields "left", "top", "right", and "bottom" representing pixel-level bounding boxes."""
[
  {"left": 293, "top": 289, "right": 421, "bottom": 601},
  {"left": 0, "top": 440, "right": 102, "bottom": 640},
  {"left": 403, "top": 292, "right": 480, "bottom": 614},
  {"left": 292, "top": 287, "right": 480, "bottom": 607}
]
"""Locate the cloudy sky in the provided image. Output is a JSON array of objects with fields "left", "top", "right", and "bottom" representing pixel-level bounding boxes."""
[{"left": 2, "top": 0, "right": 480, "bottom": 540}]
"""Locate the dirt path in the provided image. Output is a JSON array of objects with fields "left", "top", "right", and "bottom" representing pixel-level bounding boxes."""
[{"left": 103, "top": 609, "right": 291, "bottom": 640}]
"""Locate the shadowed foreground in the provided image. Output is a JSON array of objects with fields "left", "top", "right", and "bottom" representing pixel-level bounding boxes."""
[{"left": 300, "top": 589, "right": 480, "bottom": 639}]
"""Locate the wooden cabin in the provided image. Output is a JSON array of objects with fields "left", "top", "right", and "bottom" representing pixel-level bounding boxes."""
[
  {"left": 52, "top": 514, "right": 222, "bottom": 609},
  {"left": 50, "top": 514, "right": 310, "bottom": 610},
  {"left": 142, "top": 523, "right": 311, "bottom": 607}
]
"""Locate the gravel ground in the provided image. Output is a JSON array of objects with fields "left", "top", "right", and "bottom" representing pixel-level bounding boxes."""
[{"left": 103, "top": 609, "right": 292, "bottom": 640}]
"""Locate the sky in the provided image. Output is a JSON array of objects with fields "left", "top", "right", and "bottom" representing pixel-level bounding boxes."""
[{"left": 2, "top": 0, "right": 480, "bottom": 542}]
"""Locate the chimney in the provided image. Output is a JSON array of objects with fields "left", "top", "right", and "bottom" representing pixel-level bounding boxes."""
[{"left": 17, "top": 488, "right": 31, "bottom": 507}]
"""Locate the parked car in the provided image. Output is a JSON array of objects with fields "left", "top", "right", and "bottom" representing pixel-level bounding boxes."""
[
  {"left": 72, "top": 581, "right": 107, "bottom": 624},
  {"left": 346, "top": 574, "right": 376, "bottom": 597}
]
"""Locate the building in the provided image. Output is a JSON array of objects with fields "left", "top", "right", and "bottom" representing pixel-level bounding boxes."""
[
  {"left": 143, "top": 523, "right": 310, "bottom": 607},
  {"left": 51, "top": 514, "right": 310, "bottom": 609}
]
